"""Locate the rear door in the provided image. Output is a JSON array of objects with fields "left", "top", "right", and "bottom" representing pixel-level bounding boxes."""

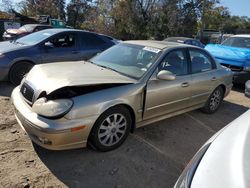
[
  {"left": 41, "top": 32, "right": 80, "bottom": 63},
  {"left": 188, "top": 48, "right": 218, "bottom": 106},
  {"left": 144, "top": 48, "right": 192, "bottom": 120}
]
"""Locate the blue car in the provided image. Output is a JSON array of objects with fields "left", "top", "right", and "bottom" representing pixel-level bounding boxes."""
[
  {"left": 164, "top": 37, "right": 205, "bottom": 48},
  {"left": 0, "top": 29, "right": 118, "bottom": 85},
  {"left": 205, "top": 35, "right": 250, "bottom": 84}
]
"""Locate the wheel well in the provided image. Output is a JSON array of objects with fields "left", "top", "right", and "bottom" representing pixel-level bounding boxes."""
[
  {"left": 8, "top": 60, "right": 35, "bottom": 80},
  {"left": 218, "top": 84, "right": 226, "bottom": 97},
  {"left": 9, "top": 60, "right": 35, "bottom": 74},
  {"left": 116, "top": 104, "right": 136, "bottom": 133}
]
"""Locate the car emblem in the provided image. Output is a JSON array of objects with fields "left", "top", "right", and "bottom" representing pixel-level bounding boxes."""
[{"left": 23, "top": 88, "right": 26, "bottom": 94}]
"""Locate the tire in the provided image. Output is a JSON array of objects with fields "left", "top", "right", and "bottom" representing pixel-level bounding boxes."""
[
  {"left": 202, "top": 86, "right": 224, "bottom": 114},
  {"left": 9, "top": 62, "right": 34, "bottom": 85},
  {"left": 89, "top": 106, "right": 132, "bottom": 152}
]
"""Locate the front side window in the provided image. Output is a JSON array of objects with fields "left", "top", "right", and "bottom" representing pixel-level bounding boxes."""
[
  {"left": 90, "top": 43, "right": 161, "bottom": 79},
  {"left": 159, "top": 49, "right": 188, "bottom": 76},
  {"left": 46, "top": 33, "right": 75, "bottom": 48},
  {"left": 190, "top": 49, "right": 212, "bottom": 73}
]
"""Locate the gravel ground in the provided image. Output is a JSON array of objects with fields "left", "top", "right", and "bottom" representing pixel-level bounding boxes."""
[{"left": 0, "top": 82, "right": 249, "bottom": 188}]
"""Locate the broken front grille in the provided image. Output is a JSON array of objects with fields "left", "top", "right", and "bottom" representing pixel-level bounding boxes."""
[{"left": 20, "top": 82, "right": 34, "bottom": 104}]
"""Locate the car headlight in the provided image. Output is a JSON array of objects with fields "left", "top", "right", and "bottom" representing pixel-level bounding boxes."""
[
  {"left": 174, "top": 144, "right": 211, "bottom": 188},
  {"left": 0, "top": 53, "right": 5, "bottom": 58},
  {"left": 32, "top": 97, "right": 73, "bottom": 118}
]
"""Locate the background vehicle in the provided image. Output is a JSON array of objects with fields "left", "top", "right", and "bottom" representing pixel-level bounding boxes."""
[
  {"left": 245, "top": 80, "right": 250, "bottom": 98},
  {"left": 164, "top": 37, "right": 205, "bottom": 48},
  {"left": 12, "top": 41, "right": 233, "bottom": 152},
  {"left": 174, "top": 109, "right": 250, "bottom": 188},
  {"left": 0, "top": 29, "right": 117, "bottom": 85},
  {"left": 2, "top": 24, "right": 53, "bottom": 41},
  {"left": 205, "top": 35, "right": 250, "bottom": 84}
]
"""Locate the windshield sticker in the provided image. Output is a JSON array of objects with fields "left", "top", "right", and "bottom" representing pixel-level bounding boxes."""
[{"left": 143, "top": 47, "right": 161, "bottom": 53}]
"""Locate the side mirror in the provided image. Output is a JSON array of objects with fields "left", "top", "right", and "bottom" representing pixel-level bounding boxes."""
[
  {"left": 44, "top": 42, "right": 54, "bottom": 49},
  {"left": 157, "top": 70, "right": 176, "bottom": 81}
]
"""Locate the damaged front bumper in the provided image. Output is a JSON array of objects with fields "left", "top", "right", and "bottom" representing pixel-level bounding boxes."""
[{"left": 11, "top": 87, "right": 98, "bottom": 150}]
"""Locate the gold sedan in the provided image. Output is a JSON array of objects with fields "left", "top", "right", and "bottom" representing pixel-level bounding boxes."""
[{"left": 12, "top": 40, "right": 233, "bottom": 151}]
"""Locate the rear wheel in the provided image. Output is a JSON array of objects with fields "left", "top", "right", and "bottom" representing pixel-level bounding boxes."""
[
  {"left": 9, "top": 62, "right": 34, "bottom": 85},
  {"left": 202, "top": 86, "right": 224, "bottom": 114},
  {"left": 89, "top": 106, "right": 132, "bottom": 152}
]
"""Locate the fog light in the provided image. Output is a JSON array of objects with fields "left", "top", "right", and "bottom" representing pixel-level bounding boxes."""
[{"left": 38, "top": 137, "right": 52, "bottom": 145}]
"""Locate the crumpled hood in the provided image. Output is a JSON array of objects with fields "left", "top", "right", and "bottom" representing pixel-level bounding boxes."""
[
  {"left": 191, "top": 110, "right": 250, "bottom": 188},
  {"left": 25, "top": 61, "right": 136, "bottom": 94},
  {"left": 205, "top": 44, "right": 250, "bottom": 67}
]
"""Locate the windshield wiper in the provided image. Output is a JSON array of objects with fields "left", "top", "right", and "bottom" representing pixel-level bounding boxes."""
[{"left": 89, "top": 61, "right": 123, "bottom": 75}]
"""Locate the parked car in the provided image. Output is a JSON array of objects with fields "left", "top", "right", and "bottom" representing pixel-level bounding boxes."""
[
  {"left": 205, "top": 35, "right": 250, "bottom": 84},
  {"left": 12, "top": 40, "right": 233, "bottom": 151},
  {"left": 3, "top": 24, "right": 53, "bottom": 41},
  {"left": 245, "top": 80, "right": 250, "bottom": 98},
  {"left": 164, "top": 37, "right": 205, "bottom": 48},
  {"left": 0, "top": 29, "right": 117, "bottom": 85},
  {"left": 174, "top": 109, "right": 250, "bottom": 188}
]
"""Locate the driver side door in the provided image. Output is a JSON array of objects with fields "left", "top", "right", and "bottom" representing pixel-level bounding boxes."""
[
  {"left": 41, "top": 32, "right": 79, "bottom": 63},
  {"left": 144, "top": 49, "right": 192, "bottom": 120}
]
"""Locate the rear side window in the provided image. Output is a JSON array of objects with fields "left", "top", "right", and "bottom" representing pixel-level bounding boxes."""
[
  {"left": 80, "top": 33, "right": 106, "bottom": 48},
  {"left": 189, "top": 49, "right": 213, "bottom": 73}
]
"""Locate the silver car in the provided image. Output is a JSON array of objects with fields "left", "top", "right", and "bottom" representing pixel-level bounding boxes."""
[
  {"left": 11, "top": 40, "right": 233, "bottom": 151},
  {"left": 174, "top": 109, "right": 250, "bottom": 188}
]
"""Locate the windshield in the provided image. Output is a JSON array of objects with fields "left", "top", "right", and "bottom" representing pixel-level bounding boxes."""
[
  {"left": 15, "top": 30, "right": 55, "bottom": 45},
  {"left": 90, "top": 43, "right": 161, "bottom": 79},
  {"left": 222, "top": 37, "right": 250, "bottom": 49}
]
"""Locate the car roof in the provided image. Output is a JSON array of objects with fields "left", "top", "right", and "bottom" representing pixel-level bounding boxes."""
[
  {"left": 124, "top": 40, "right": 191, "bottom": 50},
  {"left": 23, "top": 24, "right": 52, "bottom": 27},
  {"left": 39, "top": 28, "right": 115, "bottom": 38},
  {"left": 232, "top": 34, "right": 250, "bottom": 38},
  {"left": 164, "top": 37, "right": 194, "bottom": 42}
]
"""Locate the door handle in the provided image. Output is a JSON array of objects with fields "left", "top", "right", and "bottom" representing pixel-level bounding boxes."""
[
  {"left": 211, "top": 77, "right": 217, "bottom": 81},
  {"left": 181, "top": 82, "right": 189, "bottom": 87}
]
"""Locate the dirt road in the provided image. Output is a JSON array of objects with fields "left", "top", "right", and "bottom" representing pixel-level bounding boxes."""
[{"left": 0, "top": 82, "right": 249, "bottom": 188}]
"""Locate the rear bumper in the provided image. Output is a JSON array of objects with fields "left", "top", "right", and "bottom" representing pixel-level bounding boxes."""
[{"left": 11, "top": 87, "right": 97, "bottom": 150}]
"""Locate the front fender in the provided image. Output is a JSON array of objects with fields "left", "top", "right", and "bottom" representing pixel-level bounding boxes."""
[{"left": 64, "top": 83, "right": 145, "bottom": 122}]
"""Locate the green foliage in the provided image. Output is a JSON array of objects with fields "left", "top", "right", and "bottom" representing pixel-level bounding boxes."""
[{"left": 2, "top": 0, "right": 250, "bottom": 39}]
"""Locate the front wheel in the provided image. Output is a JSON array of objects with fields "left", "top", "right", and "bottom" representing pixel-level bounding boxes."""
[
  {"left": 202, "top": 86, "right": 224, "bottom": 114},
  {"left": 9, "top": 62, "right": 33, "bottom": 85},
  {"left": 89, "top": 106, "right": 132, "bottom": 152}
]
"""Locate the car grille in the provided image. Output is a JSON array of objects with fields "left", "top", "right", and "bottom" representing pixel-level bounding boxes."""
[
  {"left": 20, "top": 82, "right": 34, "bottom": 104},
  {"left": 221, "top": 63, "right": 243, "bottom": 72}
]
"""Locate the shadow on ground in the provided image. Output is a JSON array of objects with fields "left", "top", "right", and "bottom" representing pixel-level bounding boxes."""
[
  {"left": 35, "top": 100, "right": 248, "bottom": 188},
  {"left": 0, "top": 82, "right": 14, "bottom": 97}
]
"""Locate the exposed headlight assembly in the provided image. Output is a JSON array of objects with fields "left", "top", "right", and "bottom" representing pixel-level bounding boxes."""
[
  {"left": 174, "top": 144, "right": 211, "bottom": 188},
  {"left": 32, "top": 97, "right": 73, "bottom": 118}
]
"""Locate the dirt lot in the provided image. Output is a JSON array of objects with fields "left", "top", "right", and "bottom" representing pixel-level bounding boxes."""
[{"left": 0, "top": 82, "right": 249, "bottom": 188}]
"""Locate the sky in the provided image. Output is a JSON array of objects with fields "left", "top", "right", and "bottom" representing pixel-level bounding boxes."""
[{"left": 11, "top": 0, "right": 250, "bottom": 18}]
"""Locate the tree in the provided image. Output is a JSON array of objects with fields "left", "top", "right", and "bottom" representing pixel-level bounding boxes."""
[
  {"left": 18, "top": 0, "right": 66, "bottom": 20},
  {"left": 66, "top": 0, "right": 94, "bottom": 28}
]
